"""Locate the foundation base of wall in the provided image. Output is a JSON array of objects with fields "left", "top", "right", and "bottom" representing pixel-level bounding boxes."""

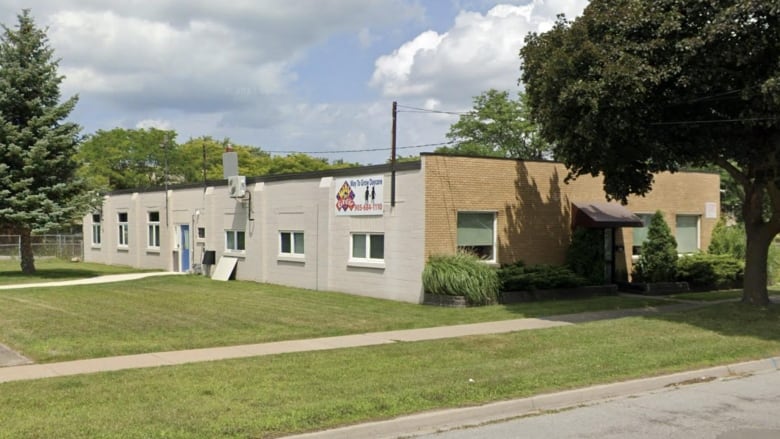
[{"left": 422, "top": 293, "right": 468, "bottom": 308}]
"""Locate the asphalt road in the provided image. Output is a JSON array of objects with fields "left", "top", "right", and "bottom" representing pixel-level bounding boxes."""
[{"left": 417, "top": 369, "right": 780, "bottom": 439}]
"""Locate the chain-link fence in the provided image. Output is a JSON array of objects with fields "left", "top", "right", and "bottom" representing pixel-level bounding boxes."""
[{"left": 0, "top": 234, "right": 83, "bottom": 260}]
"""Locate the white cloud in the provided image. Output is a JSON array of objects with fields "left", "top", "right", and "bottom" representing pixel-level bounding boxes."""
[
  {"left": 136, "top": 119, "right": 172, "bottom": 130},
  {"left": 370, "top": 1, "right": 588, "bottom": 107}
]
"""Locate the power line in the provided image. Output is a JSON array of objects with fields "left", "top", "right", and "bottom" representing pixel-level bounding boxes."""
[
  {"left": 263, "top": 140, "right": 455, "bottom": 155},
  {"left": 650, "top": 116, "right": 779, "bottom": 126},
  {"left": 395, "top": 104, "right": 468, "bottom": 116}
]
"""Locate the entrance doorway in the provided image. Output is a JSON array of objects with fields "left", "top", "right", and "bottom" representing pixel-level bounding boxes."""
[{"left": 179, "top": 224, "right": 190, "bottom": 272}]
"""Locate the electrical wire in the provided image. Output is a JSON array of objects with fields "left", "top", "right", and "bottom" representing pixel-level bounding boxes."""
[
  {"left": 263, "top": 140, "right": 456, "bottom": 155},
  {"left": 650, "top": 116, "right": 779, "bottom": 126},
  {"left": 395, "top": 104, "right": 468, "bottom": 116}
]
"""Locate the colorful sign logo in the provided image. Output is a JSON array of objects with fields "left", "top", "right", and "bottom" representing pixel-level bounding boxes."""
[{"left": 335, "top": 175, "right": 384, "bottom": 216}]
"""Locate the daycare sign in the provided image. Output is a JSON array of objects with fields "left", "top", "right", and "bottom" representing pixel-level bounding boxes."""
[{"left": 335, "top": 175, "right": 384, "bottom": 216}]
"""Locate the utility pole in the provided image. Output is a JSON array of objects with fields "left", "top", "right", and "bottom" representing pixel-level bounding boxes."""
[{"left": 391, "top": 101, "right": 397, "bottom": 207}]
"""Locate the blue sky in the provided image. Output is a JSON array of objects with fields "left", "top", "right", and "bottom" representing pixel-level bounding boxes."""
[{"left": 0, "top": 1, "right": 588, "bottom": 164}]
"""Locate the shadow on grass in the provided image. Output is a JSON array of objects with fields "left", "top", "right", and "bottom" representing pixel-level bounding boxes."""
[{"left": 0, "top": 268, "right": 107, "bottom": 281}]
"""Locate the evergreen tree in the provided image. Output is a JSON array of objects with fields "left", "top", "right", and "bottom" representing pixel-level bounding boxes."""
[
  {"left": 634, "top": 211, "right": 678, "bottom": 283},
  {"left": 0, "top": 10, "right": 85, "bottom": 273}
]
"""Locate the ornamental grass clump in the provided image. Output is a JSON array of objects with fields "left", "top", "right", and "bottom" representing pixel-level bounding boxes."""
[{"left": 422, "top": 253, "right": 499, "bottom": 305}]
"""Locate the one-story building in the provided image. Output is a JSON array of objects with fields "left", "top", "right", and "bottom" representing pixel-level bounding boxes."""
[{"left": 83, "top": 154, "right": 720, "bottom": 303}]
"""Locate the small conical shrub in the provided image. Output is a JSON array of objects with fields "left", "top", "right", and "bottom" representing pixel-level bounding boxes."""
[{"left": 633, "top": 211, "right": 678, "bottom": 282}]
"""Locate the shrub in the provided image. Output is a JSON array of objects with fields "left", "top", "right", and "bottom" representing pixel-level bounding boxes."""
[
  {"left": 566, "top": 227, "right": 605, "bottom": 285},
  {"left": 676, "top": 253, "right": 744, "bottom": 290},
  {"left": 422, "top": 253, "right": 499, "bottom": 305},
  {"left": 633, "top": 211, "right": 678, "bottom": 282},
  {"left": 498, "top": 261, "right": 588, "bottom": 292},
  {"left": 707, "top": 218, "right": 745, "bottom": 259},
  {"left": 707, "top": 219, "right": 780, "bottom": 285}
]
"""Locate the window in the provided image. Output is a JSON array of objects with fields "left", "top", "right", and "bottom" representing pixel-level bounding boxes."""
[
  {"left": 457, "top": 212, "right": 496, "bottom": 262},
  {"left": 676, "top": 215, "right": 700, "bottom": 254},
  {"left": 280, "top": 231, "right": 304, "bottom": 256},
  {"left": 225, "top": 230, "right": 245, "bottom": 252},
  {"left": 91, "top": 213, "right": 101, "bottom": 246},
  {"left": 197, "top": 227, "right": 206, "bottom": 239},
  {"left": 351, "top": 233, "right": 384, "bottom": 261},
  {"left": 147, "top": 211, "right": 160, "bottom": 249},
  {"left": 631, "top": 213, "right": 654, "bottom": 255},
  {"left": 117, "top": 212, "right": 129, "bottom": 247}
]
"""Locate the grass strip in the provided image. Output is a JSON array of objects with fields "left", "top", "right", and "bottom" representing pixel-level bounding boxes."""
[
  {"left": 0, "top": 276, "right": 663, "bottom": 362},
  {"left": 670, "top": 287, "right": 780, "bottom": 302},
  {"left": 0, "top": 302, "right": 778, "bottom": 438}
]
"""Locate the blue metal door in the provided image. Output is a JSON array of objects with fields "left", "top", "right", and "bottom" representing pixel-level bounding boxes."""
[{"left": 180, "top": 225, "right": 190, "bottom": 272}]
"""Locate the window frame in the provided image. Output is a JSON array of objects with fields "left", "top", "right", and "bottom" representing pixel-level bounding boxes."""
[
  {"left": 117, "top": 212, "right": 129, "bottom": 248},
  {"left": 91, "top": 213, "right": 102, "bottom": 246},
  {"left": 147, "top": 211, "right": 161, "bottom": 250},
  {"left": 456, "top": 211, "right": 497, "bottom": 263},
  {"left": 225, "top": 230, "right": 246, "bottom": 253},
  {"left": 349, "top": 232, "right": 385, "bottom": 267},
  {"left": 676, "top": 214, "right": 701, "bottom": 254},
  {"left": 631, "top": 213, "right": 654, "bottom": 256},
  {"left": 279, "top": 231, "right": 305, "bottom": 257}
]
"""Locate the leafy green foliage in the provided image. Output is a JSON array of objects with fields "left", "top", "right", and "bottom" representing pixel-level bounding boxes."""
[
  {"left": 78, "top": 132, "right": 361, "bottom": 192},
  {"left": 422, "top": 253, "right": 499, "bottom": 305},
  {"left": 520, "top": 0, "right": 780, "bottom": 304},
  {"left": 0, "top": 10, "right": 87, "bottom": 273},
  {"left": 566, "top": 227, "right": 605, "bottom": 284},
  {"left": 436, "top": 89, "right": 551, "bottom": 159},
  {"left": 708, "top": 219, "right": 780, "bottom": 285},
  {"left": 498, "top": 261, "right": 588, "bottom": 292},
  {"left": 633, "top": 212, "right": 678, "bottom": 283},
  {"left": 708, "top": 218, "right": 746, "bottom": 259},
  {"left": 676, "top": 254, "right": 744, "bottom": 290}
]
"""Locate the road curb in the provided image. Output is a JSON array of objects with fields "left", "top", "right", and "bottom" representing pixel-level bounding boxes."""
[{"left": 283, "top": 356, "right": 780, "bottom": 439}]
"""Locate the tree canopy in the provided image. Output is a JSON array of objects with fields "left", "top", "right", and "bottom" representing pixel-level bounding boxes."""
[
  {"left": 436, "top": 89, "right": 550, "bottom": 160},
  {"left": 0, "top": 10, "right": 86, "bottom": 273},
  {"left": 521, "top": 0, "right": 779, "bottom": 305},
  {"left": 78, "top": 130, "right": 360, "bottom": 192}
]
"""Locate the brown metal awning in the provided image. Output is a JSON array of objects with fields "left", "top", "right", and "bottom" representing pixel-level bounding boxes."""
[{"left": 572, "top": 202, "right": 644, "bottom": 228}]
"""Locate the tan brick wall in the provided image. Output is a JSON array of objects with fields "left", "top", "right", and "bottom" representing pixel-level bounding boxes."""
[{"left": 423, "top": 155, "right": 720, "bottom": 278}]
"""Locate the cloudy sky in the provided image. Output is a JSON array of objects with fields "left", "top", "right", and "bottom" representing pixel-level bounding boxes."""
[{"left": 0, "top": 0, "right": 588, "bottom": 164}]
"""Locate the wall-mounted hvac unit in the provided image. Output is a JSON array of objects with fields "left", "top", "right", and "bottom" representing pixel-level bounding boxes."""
[{"left": 228, "top": 175, "right": 246, "bottom": 198}]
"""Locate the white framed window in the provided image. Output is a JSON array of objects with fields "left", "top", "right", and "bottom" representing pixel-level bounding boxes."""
[
  {"left": 225, "top": 230, "right": 245, "bottom": 252},
  {"left": 279, "top": 231, "right": 305, "bottom": 256},
  {"left": 676, "top": 215, "right": 700, "bottom": 254},
  {"left": 91, "top": 213, "right": 101, "bottom": 246},
  {"left": 351, "top": 233, "right": 384, "bottom": 261},
  {"left": 457, "top": 212, "right": 496, "bottom": 262},
  {"left": 147, "top": 211, "right": 160, "bottom": 249},
  {"left": 631, "top": 213, "right": 654, "bottom": 255},
  {"left": 117, "top": 212, "right": 129, "bottom": 248}
]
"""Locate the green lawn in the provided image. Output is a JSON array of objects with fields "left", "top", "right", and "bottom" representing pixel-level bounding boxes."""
[
  {"left": 0, "top": 258, "right": 153, "bottom": 285},
  {"left": 0, "top": 275, "right": 665, "bottom": 362},
  {"left": 0, "top": 302, "right": 778, "bottom": 438}
]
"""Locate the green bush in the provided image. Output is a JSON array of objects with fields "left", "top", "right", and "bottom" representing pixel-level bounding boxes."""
[
  {"left": 422, "top": 253, "right": 499, "bottom": 305},
  {"left": 707, "top": 219, "right": 780, "bottom": 285},
  {"left": 566, "top": 227, "right": 605, "bottom": 285},
  {"left": 633, "top": 211, "right": 678, "bottom": 282},
  {"left": 676, "top": 254, "right": 744, "bottom": 290},
  {"left": 498, "top": 261, "right": 588, "bottom": 292},
  {"left": 708, "top": 218, "right": 745, "bottom": 259}
]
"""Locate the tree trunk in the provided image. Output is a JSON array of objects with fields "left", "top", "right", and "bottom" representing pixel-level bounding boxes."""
[
  {"left": 743, "top": 224, "right": 771, "bottom": 306},
  {"left": 19, "top": 227, "right": 36, "bottom": 274}
]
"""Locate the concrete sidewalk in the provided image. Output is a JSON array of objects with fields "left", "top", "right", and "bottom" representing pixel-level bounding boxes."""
[
  {"left": 0, "top": 302, "right": 707, "bottom": 384},
  {"left": 0, "top": 271, "right": 182, "bottom": 290}
]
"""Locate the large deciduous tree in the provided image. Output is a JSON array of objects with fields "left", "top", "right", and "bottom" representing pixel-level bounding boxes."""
[
  {"left": 437, "top": 89, "right": 551, "bottom": 159},
  {"left": 521, "top": 0, "right": 779, "bottom": 305},
  {"left": 0, "top": 10, "right": 86, "bottom": 274}
]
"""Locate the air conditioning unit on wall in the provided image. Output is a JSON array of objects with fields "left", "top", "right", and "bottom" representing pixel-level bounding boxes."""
[{"left": 228, "top": 175, "right": 246, "bottom": 198}]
